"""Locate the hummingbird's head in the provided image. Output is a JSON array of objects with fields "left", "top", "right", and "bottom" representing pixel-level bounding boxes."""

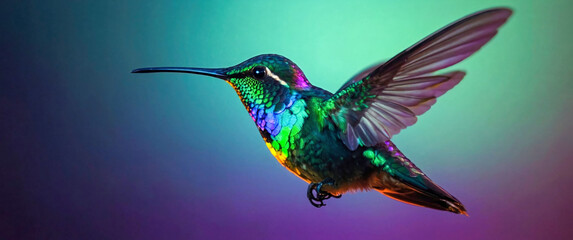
[
  {"left": 226, "top": 54, "right": 311, "bottom": 90},
  {"left": 132, "top": 54, "right": 311, "bottom": 112}
]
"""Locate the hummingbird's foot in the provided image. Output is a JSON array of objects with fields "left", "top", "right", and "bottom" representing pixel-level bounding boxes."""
[{"left": 306, "top": 178, "right": 342, "bottom": 208}]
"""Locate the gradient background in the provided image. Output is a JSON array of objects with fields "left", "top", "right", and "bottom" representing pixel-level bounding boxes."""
[{"left": 2, "top": 0, "right": 572, "bottom": 239}]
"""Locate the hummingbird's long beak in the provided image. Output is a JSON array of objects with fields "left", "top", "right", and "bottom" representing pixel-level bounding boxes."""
[{"left": 131, "top": 67, "right": 228, "bottom": 80}]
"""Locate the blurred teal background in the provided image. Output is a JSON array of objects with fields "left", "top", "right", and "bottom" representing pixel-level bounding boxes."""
[{"left": 2, "top": 0, "right": 572, "bottom": 239}]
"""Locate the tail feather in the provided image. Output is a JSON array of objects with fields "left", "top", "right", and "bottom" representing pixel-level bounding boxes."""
[
  {"left": 376, "top": 187, "right": 467, "bottom": 215},
  {"left": 372, "top": 170, "right": 468, "bottom": 215}
]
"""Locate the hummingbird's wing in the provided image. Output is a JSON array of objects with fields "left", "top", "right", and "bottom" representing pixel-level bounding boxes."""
[{"left": 323, "top": 8, "right": 512, "bottom": 150}]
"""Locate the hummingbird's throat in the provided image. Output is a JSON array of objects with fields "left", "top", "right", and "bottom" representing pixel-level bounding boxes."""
[{"left": 226, "top": 75, "right": 310, "bottom": 175}]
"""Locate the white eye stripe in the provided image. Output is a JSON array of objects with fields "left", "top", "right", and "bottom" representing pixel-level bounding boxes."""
[{"left": 265, "top": 67, "right": 289, "bottom": 87}]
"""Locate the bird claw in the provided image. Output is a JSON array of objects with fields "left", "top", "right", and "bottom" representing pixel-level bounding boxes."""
[{"left": 306, "top": 178, "right": 342, "bottom": 208}]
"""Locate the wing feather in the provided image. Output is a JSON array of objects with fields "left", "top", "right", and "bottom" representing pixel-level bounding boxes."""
[{"left": 323, "top": 8, "right": 512, "bottom": 150}]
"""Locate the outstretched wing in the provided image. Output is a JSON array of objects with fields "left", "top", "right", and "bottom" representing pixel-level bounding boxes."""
[{"left": 324, "top": 8, "right": 512, "bottom": 150}]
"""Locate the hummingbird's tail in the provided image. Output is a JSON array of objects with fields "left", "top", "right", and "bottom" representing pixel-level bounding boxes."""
[{"left": 371, "top": 169, "right": 468, "bottom": 215}]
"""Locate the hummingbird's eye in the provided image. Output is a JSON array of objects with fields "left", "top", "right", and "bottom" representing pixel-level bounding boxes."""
[{"left": 252, "top": 66, "right": 267, "bottom": 80}]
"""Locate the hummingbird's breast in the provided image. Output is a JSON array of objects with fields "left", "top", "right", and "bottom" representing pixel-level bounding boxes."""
[
  {"left": 248, "top": 90, "right": 375, "bottom": 187},
  {"left": 246, "top": 92, "right": 309, "bottom": 178}
]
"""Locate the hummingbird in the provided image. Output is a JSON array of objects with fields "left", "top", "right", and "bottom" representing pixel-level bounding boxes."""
[{"left": 132, "top": 8, "right": 512, "bottom": 215}]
